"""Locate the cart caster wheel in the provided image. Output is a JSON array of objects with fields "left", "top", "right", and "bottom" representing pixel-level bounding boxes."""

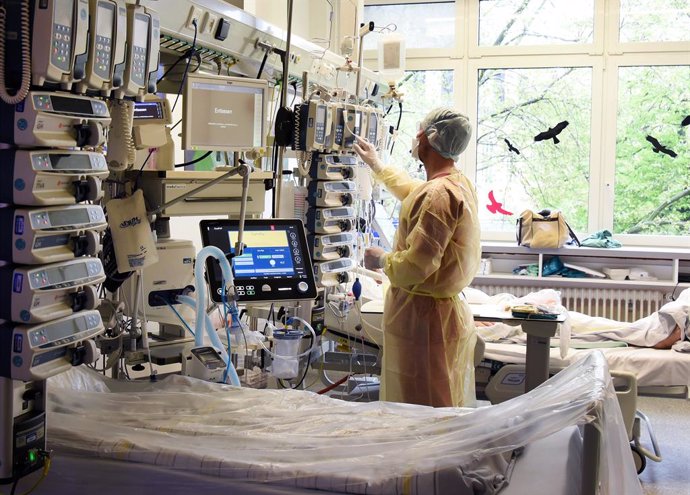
[{"left": 631, "top": 444, "right": 647, "bottom": 474}]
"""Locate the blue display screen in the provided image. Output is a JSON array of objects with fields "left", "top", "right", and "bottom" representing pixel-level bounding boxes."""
[{"left": 231, "top": 230, "right": 296, "bottom": 277}]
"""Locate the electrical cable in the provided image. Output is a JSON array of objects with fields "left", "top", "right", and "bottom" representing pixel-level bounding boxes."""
[
  {"left": 173, "top": 150, "right": 212, "bottom": 168},
  {"left": 256, "top": 50, "right": 270, "bottom": 80},
  {"left": 132, "top": 149, "right": 155, "bottom": 186},
  {"left": 171, "top": 19, "right": 198, "bottom": 114},
  {"left": 0, "top": 0, "right": 30, "bottom": 104},
  {"left": 157, "top": 49, "right": 201, "bottom": 85},
  {"left": 389, "top": 101, "right": 404, "bottom": 155},
  {"left": 13, "top": 451, "right": 52, "bottom": 495}
]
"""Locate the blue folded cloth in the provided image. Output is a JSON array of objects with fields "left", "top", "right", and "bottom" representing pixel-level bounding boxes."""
[{"left": 581, "top": 230, "right": 622, "bottom": 248}]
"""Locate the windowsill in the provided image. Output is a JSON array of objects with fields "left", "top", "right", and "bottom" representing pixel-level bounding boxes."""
[{"left": 480, "top": 241, "right": 690, "bottom": 260}]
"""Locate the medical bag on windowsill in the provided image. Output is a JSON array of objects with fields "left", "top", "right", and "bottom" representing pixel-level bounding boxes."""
[{"left": 516, "top": 209, "right": 580, "bottom": 248}]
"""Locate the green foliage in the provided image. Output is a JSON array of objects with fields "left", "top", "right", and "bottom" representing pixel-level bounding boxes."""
[
  {"left": 476, "top": 67, "right": 592, "bottom": 232},
  {"left": 615, "top": 66, "right": 690, "bottom": 235}
]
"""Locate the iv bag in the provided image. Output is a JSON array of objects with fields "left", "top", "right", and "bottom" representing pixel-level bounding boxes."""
[{"left": 378, "top": 32, "right": 406, "bottom": 84}]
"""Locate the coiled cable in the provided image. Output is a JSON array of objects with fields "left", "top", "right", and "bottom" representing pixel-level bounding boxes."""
[{"left": 0, "top": 0, "right": 31, "bottom": 104}]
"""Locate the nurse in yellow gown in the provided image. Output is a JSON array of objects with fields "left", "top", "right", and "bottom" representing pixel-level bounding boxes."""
[{"left": 353, "top": 108, "right": 481, "bottom": 407}]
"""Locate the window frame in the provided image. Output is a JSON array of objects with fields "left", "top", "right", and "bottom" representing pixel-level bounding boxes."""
[{"left": 362, "top": 0, "right": 690, "bottom": 247}]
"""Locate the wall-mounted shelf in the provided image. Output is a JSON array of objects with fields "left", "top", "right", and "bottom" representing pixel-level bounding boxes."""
[{"left": 473, "top": 243, "right": 690, "bottom": 293}]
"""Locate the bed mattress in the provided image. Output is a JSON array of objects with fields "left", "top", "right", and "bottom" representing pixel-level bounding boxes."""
[
  {"left": 20, "top": 427, "right": 583, "bottom": 495},
  {"left": 482, "top": 343, "right": 690, "bottom": 389}
]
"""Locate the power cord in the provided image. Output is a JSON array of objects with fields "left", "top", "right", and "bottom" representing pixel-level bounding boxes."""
[
  {"left": 171, "top": 19, "right": 198, "bottom": 114},
  {"left": 173, "top": 150, "right": 212, "bottom": 168},
  {"left": 0, "top": 0, "right": 30, "bottom": 104},
  {"left": 9, "top": 450, "right": 51, "bottom": 495}
]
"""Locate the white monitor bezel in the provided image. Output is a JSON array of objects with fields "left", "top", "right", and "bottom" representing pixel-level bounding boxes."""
[{"left": 182, "top": 73, "right": 268, "bottom": 153}]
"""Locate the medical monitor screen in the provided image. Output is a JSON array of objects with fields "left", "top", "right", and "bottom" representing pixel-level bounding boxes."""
[
  {"left": 133, "top": 101, "right": 165, "bottom": 121},
  {"left": 183, "top": 74, "right": 268, "bottom": 153},
  {"left": 49, "top": 153, "right": 91, "bottom": 170},
  {"left": 200, "top": 219, "right": 317, "bottom": 302}
]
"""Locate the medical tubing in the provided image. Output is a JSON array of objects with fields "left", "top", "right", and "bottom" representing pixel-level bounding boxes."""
[
  {"left": 177, "top": 296, "right": 227, "bottom": 360},
  {"left": 221, "top": 286, "right": 236, "bottom": 384},
  {"left": 138, "top": 271, "right": 155, "bottom": 379},
  {"left": 164, "top": 300, "right": 194, "bottom": 336},
  {"left": 129, "top": 272, "right": 141, "bottom": 352},
  {"left": 193, "top": 246, "right": 234, "bottom": 348},
  {"left": 0, "top": 1, "right": 31, "bottom": 104},
  {"left": 177, "top": 295, "right": 241, "bottom": 387}
]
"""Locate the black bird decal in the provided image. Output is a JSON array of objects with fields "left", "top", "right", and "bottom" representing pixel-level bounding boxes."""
[
  {"left": 534, "top": 121, "right": 569, "bottom": 144},
  {"left": 504, "top": 138, "right": 520, "bottom": 155},
  {"left": 645, "top": 135, "right": 677, "bottom": 158},
  {"left": 682, "top": 115, "right": 690, "bottom": 127}
]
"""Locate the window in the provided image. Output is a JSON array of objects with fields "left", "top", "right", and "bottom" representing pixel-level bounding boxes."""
[
  {"left": 361, "top": 0, "right": 689, "bottom": 246},
  {"left": 363, "top": 2, "right": 455, "bottom": 50},
  {"left": 379, "top": 70, "right": 454, "bottom": 223},
  {"left": 614, "top": 65, "right": 690, "bottom": 236},
  {"left": 478, "top": 0, "right": 594, "bottom": 46},
  {"left": 619, "top": 0, "right": 690, "bottom": 43},
  {"left": 476, "top": 67, "right": 592, "bottom": 232}
]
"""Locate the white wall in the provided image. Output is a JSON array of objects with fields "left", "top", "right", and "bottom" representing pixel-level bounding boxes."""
[{"left": 240, "top": 0, "right": 362, "bottom": 57}]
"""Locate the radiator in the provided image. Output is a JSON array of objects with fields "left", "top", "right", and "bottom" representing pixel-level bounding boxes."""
[{"left": 471, "top": 284, "right": 668, "bottom": 322}]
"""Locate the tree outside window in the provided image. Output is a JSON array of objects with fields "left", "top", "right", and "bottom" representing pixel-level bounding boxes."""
[{"left": 615, "top": 65, "right": 690, "bottom": 235}]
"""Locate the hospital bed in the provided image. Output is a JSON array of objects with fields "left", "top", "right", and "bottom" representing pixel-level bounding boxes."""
[
  {"left": 357, "top": 291, "right": 690, "bottom": 397},
  {"left": 22, "top": 352, "right": 639, "bottom": 495}
]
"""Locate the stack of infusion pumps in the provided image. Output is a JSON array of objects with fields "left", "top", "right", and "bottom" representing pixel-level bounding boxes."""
[
  {"left": 0, "top": 0, "right": 158, "bottom": 484},
  {"left": 294, "top": 98, "right": 383, "bottom": 288}
]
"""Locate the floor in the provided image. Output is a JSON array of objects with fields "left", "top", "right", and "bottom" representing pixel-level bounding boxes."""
[{"left": 638, "top": 395, "right": 690, "bottom": 495}]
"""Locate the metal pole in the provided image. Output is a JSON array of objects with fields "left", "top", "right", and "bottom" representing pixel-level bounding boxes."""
[
  {"left": 149, "top": 164, "right": 251, "bottom": 217},
  {"left": 275, "top": 0, "right": 294, "bottom": 218},
  {"left": 235, "top": 170, "right": 250, "bottom": 256},
  {"left": 355, "top": 23, "right": 373, "bottom": 101}
]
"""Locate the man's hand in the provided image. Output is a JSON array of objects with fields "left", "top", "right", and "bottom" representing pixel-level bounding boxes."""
[
  {"left": 364, "top": 246, "right": 386, "bottom": 270},
  {"left": 353, "top": 135, "right": 385, "bottom": 173}
]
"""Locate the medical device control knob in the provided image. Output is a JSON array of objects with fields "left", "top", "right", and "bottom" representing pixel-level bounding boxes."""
[
  {"left": 261, "top": 284, "right": 271, "bottom": 292},
  {"left": 297, "top": 281, "right": 309, "bottom": 293}
]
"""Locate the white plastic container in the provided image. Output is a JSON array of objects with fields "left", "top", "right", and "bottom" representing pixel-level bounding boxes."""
[
  {"left": 378, "top": 32, "right": 406, "bottom": 84},
  {"left": 271, "top": 329, "right": 303, "bottom": 379}
]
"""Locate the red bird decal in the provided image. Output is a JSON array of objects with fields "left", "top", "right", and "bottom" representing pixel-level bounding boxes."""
[{"left": 486, "top": 190, "right": 513, "bottom": 215}]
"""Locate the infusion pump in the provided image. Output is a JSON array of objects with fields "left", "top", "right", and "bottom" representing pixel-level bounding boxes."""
[
  {"left": 0, "top": 310, "right": 104, "bottom": 381},
  {"left": 0, "top": 257, "right": 105, "bottom": 324},
  {"left": 0, "top": 149, "right": 108, "bottom": 205},
  {"left": 293, "top": 100, "right": 384, "bottom": 153},
  {"left": 31, "top": 0, "right": 90, "bottom": 89},
  {"left": 0, "top": 92, "right": 110, "bottom": 148},
  {"left": 0, "top": 204, "right": 106, "bottom": 264}
]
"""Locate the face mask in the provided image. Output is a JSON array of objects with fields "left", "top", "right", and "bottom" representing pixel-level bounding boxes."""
[{"left": 410, "top": 136, "right": 420, "bottom": 161}]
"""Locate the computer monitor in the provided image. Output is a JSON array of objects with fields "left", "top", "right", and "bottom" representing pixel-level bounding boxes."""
[
  {"left": 182, "top": 73, "right": 268, "bottom": 152},
  {"left": 200, "top": 218, "right": 317, "bottom": 303}
]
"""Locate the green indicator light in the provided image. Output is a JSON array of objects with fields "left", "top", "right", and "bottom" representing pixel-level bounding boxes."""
[{"left": 28, "top": 451, "right": 37, "bottom": 463}]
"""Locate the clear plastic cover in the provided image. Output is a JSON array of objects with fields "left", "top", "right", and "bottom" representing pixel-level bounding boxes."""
[{"left": 47, "top": 351, "right": 641, "bottom": 494}]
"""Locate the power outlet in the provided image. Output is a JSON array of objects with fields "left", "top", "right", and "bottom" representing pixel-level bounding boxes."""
[
  {"left": 186, "top": 6, "right": 203, "bottom": 29},
  {"left": 202, "top": 12, "right": 218, "bottom": 35}
]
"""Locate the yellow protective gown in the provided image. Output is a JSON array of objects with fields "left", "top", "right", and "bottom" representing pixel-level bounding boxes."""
[{"left": 374, "top": 166, "right": 481, "bottom": 407}]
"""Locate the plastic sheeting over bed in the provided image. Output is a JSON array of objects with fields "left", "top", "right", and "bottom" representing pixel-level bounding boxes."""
[{"left": 47, "top": 352, "right": 641, "bottom": 495}]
